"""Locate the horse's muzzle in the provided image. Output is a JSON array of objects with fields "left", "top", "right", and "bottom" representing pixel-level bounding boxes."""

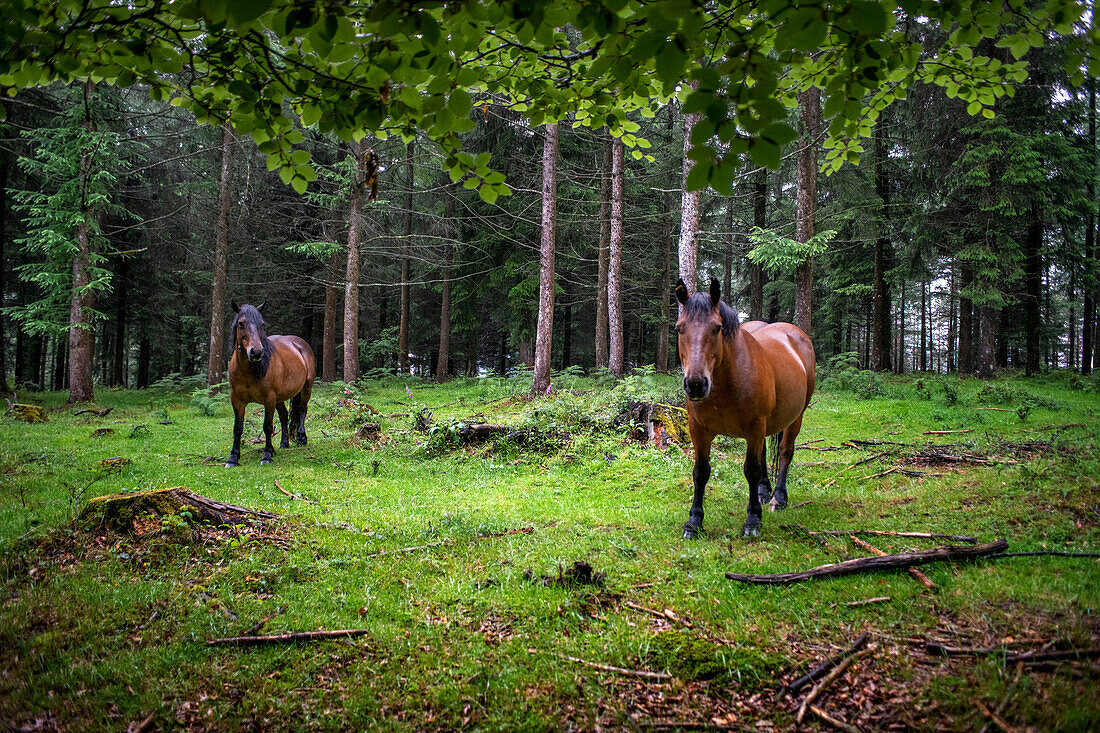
[
  {"left": 248, "top": 348, "right": 263, "bottom": 362},
  {"left": 684, "top": 376, "right": 710, "bottom": 401}
]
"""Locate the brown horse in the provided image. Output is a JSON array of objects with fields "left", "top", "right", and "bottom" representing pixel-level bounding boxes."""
[
  {"left": 226, "top": 302, "right": 316, "bottom": 467},
  {"left": 675, "top": 278, "right": 816, "bottom": 538}
]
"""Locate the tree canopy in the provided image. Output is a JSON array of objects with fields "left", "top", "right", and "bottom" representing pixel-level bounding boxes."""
[{"left": 2, "top": 0, "right": 1090, "bottom": 200}]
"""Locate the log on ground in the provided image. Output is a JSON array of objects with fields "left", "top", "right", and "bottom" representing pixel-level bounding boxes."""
[{"left": 725, "top": 539, "right": 1008, "bottom": 585}]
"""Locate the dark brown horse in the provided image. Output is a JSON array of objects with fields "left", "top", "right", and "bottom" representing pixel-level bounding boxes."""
[
  {"left": 226, "top": 303, "right": 316, "bottom": 467},
  {"left": 675, "top": 278, "right": 816, "bottom": 538}
]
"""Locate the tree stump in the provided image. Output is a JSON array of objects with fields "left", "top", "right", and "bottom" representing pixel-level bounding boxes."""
[
  {"left": 79, "top": 487, "right": 276, "bottom": 533},
  {"left": 6, "top": 403, "right": 47, "bottom": 423}
]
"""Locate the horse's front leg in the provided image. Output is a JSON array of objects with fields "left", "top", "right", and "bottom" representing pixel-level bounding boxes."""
[
  {"left": 261, "top": 403, "right": 276, "bottom": 464},
  {"left": 276, "top": 401, "right": 290, "bottom": 449},
  {"left": 684, "top": 429, "right": 715, "bottom": 539},
  {"left": 743, "top": 428, "right": 767, "bottom": 537},
  {"left": 225, "top": 395, "right": 245, "bottom": 468}
]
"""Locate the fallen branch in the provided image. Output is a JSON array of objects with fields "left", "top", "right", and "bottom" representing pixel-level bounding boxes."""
[
  {"left": 811, "top": 529, "right": 979, "bottom": 544},
  {"left": 988, "top": 551, "right": 1100, "bottom": 559},
  {"left": 208, "top": 629, "right": 370, "bottom": 646},
  {"left": 808, "top": 704, "right": 861, "bottom": 733},
  {"left": 74, "top": 407, "right": 113, "bottom": 418},
  {"left": 795, "top": 645, "right": 876, "bottom": 724},
  {"left": 850, "top": 438, "right": 912, "bottom": 447},
  {"left": 129, "top": 712, "right": 156, "bottom": 733},
  {"left": 547, "top": 651, "right": 671, "bottom": 680},
  {"left": 926, "top": 644, "right": 1100, "bottom": 664},
  {"left": 274, "top": 479, "right": 318, "bottom": 505},
  {"left": 781, "top": 525, "right": 850, "bottom": 560},
  {"left": 858, "top": 466, "right": 898, "bottom": 480},
  {"left": 624, "top": 600, "right": 693, "bottom": 628},
  {"left": 850, "top": 535, "right": 935, "bottom": 590},
  {"left": 974, "top": 699, "right": 1019, "bottom": 733},
  {"left": 842, "top": 596, "right": 891, "bottom": 607},
  {"left": 725, "top": 539, "right": 1008, "bottom": 585},
  {"left": 820, "top": 451, "right": 894, "bottom": 489},
  {"left": 924, "top": 429, "right": 973, "bottom": 435},
  {"left": 242, "top": 605, "right": 288, "bottom": 637},
  {"left": 790, "top": 500, "right": 813, "bottom": 508},
  {"left": 782, "top": 633, "right": 869, "bottom": 697}
]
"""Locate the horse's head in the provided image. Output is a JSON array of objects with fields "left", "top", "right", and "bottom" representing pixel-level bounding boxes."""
[
  {"left": 675, "top": 277, "right": 738, "bottom": 401},
  {"left": 231, "top": 301, "right": 267, "bottom": 363}
]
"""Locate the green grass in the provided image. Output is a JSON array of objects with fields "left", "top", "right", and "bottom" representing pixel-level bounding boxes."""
[{"left": 2, "top": 369, "right": 1098, "bottom": 730}]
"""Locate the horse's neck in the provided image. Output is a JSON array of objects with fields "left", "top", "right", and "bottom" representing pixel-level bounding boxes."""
[{"left": 715, "top": 329, "right": 760, "bottom": 395}]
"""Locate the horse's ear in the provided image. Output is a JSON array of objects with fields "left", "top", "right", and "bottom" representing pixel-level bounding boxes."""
[
  {"left": 709, "top": 277, "right": 721, "bottom": 308},
  {"left": 256, "top": 302, "right": 265, "bottom": 313},
  {"left": 231, "top": 301, "right": 240, "bottom": 314},
  {"left": 674, "top": 279, "right": 689, "bottom": 305}
]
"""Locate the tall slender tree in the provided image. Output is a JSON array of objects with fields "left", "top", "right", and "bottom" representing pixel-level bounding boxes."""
[
  {"left": 608, "top": 136, "right": 626, "bottom": 375},
  {"left": 398, "top": 139, "right": 415, "bottom": 374},
  {"left": 343, "top": 142, "right": 368, "bottom": 382},
  {"left": 532, "top": 123, "right": 559, "bottom": 394},
  {"left": 794, "top": 87, "right": 820, "bottom": 336},
  {"left": 595, "top": 137, "right": 611, "bottom": 370},
  {"left": 205, "top": 124, "right": 235, "bottom": 387},
  {"left": 678, "top": 89, "right": 701, "bottom": 294}
]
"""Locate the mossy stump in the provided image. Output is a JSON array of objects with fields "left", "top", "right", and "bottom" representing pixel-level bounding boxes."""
[
  {"left": 6, "top": 403, "right": 47, "bottom": 423},
  {"left": 79, "top": 487, "right": 277, "bottom": 533}
]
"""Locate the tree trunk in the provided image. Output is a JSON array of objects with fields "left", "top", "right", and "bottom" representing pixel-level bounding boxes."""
[
  {"left": 958, "top": 263, "right": 973, "bottom": 374},
  {"left": 750, "top": 170, "right": 767, "bottom": 321},
  {"left": 595, "top": 136, "right": 611, "bottom": 370},
  {"left": 794, "top": 87, "right": 819, "bottom": 336},
  {"left": 437, "top": 184, "right": 456, "bottom": 382},
  {"left": 1024, "top": 212, "right": 1042, "bottom": 376},
  {"left": 399, "top": 140, "right": 414, "bottom": 374},
  {"left": 657, "top": 185, "right": 673, "bottom": 372},
  {"left": 321, "top": 250, "right": 339, "bottom": 381},
  {"left": 678, "top": 87, "right": 702, "bottom": 294},
  {"left": 112, "top": 259, "right": 127, "bottom": 386},
  {"left": 561, "top": 281, "right": 572, "bottom": 369},
  {"left": 343, "top": 142, "right": 368, "bottom": 382},
  {"left": 205, "top": 124, "right": 234, "bottom": 387},
  {"left": 920, "top": 277, "right": 928, "bottom": 372},
  {"left": 723, "top": 198, "right": 734, "bottom": 304},
  {"left": 608, "top": 136, "right": 626, "bottom": 376},
  {"left": 1085, "top": 77, "right": 1096, "bottom": 375},
  {"left": 871, "top": 120, "right": 892, "bottom": 372},
  {"left": 68, "top": 80, "right": 98, "bottom": 404},
  {"left": 0, "top": 127, "right": 8, "bottom": 393},
  {"left": 532, "top": 123, "right": 559, "bottom": 395},
  {"left": 977, "top": 305, "right": 997, "bottom": 378}
]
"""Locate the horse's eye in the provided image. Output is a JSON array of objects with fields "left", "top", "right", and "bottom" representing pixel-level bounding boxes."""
[{"left": 712, "top": 325, "right": 721, "bottom": 335}]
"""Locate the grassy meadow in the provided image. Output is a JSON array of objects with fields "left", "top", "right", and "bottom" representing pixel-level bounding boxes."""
[{"left": 1, "top": 365, "right": 1098, "bottom": 731}]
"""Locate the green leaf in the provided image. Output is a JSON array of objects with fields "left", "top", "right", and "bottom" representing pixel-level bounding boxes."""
[
  {"left": 655, "top": 39, "right": 686, "bottom": 86},
  {"left": 226, "top": 0, "right": 271, "bottom": 28}
]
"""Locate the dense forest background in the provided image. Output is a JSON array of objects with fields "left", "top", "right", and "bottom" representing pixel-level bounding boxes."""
[{"left": 1, "top": 26, "right": 1098, "bottom": 395}]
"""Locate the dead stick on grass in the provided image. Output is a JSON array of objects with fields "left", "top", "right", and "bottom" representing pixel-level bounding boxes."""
[
  {"left": 859, "top": 466, "right": 898, "bottom": 480},
  {"left": 208, "top": 629, "right": 370, "bottom": 646},
  {"left": 923, "top": 429, "right": 974, "bottom": 435},
  {"left": 624, "top": 600, "right": 693, "bottom": 628},
  {"left": 813, "top": 530, "right": 979, "bottom": 544},
  {"left": 795, "top": 646, "right": 876, "bottom": 724},
  {"left": 547, "top": 651, "right": 671, "bottom": 680},
  {"left": 130, "top": 712, "right": 155, "bottom": 733},
  {"left": 974, "top": 699, "right": 1020, "bottom": 733},
  {"left": 243, "top": 605, "right": 288, "bottom": 637},
  {"left": 842, "top": 596, "right": 891, "bottom": 607},
  {"left": 725, "top": 539, "right": 1008, "bottom": 585},
  {"left": 274, "top": 479, "right": 318, "bottom": 505},
  {"left": 821, "top": 451, "right": 893, "bottom": 489},
  {"left": 808, "top": 704, "right": 861, "bottom": 733},
  {"left": 782, "top": 633, "right": 869, "bottom": 697},
  {"left": 850, "top": 535, "right": 936, "bottom": 590}
]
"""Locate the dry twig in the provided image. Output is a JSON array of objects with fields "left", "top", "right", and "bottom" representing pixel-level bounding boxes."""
[
  {"left": 850, "top": 535, "right": 936, "bottom": 589},
  {"left": 547, "top": 651, "right": 671, "bottom": 680},
  {"left": 208, "top": 629, "right": 370, "bottom": 646}
]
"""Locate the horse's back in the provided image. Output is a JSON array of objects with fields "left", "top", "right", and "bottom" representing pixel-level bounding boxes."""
[
  {"left": 747, "top": 322, "right": 816, "bottom": 413},
  {"left": 271, "top": 335, "right": 316, "bottom": 380}
]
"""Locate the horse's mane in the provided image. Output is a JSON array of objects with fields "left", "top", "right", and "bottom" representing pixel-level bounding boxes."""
[
  {"left": 682, "top": 292, "right": 740, "bottom": 337},
  {"left": 231, "top": 304, "right": 273, "bottom": 378}
]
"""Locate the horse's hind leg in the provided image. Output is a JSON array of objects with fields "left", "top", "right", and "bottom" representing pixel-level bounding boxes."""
[
  {"left": 770, "top": 415, "right": 804, "bottom": 511},
  {"left": 276, "top": 402, "right": 290, "bottom": 449},
  {"left": 291, "top": 394, "right": 306, "bottom": 445},
  {"left": 297, "top": 380, "right": 312, "bottom": 446},
  {"left": 756, "top": 437, "right": 774, "bottom": 505},
  {"left": 742, "top": 429, "right": 767, "bottom": 537}
]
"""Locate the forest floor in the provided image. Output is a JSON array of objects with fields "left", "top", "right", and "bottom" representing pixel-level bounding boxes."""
[{"left": 1, "top": 368, "right": 1098, "bottom": 731}]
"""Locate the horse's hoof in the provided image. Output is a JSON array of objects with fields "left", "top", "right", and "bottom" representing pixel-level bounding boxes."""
[
  {"left": 683, "top": 524, "right": 701, "bottom": 540},
  {"left": 225, "top": 461, "right": 238, "bottom": 468},
  {"left": 742, "top": 523, "right": 761, "bottom": 538},
  {"left": 261, "top": 455, "right": 274, "bottom": 465},
  {"left": 768, "top": 497, "right": 787, "bottom": 512},
  {"left": 757, "top": 487, "right": 773, "bottom": 503}
]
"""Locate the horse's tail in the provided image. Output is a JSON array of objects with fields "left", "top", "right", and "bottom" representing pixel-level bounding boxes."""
[{"left": 769, "top": 431, "right": 783, "bottom": 474}]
